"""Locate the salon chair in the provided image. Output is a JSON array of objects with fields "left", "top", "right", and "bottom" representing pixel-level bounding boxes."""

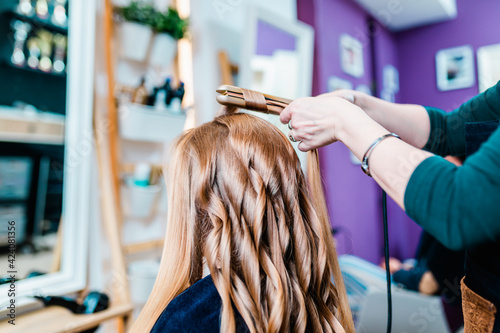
[{"left": 339, "top": 255, "right": 462, "bottom": 333}]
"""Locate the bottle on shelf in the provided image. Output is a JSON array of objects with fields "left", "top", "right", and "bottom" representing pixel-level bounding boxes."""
[
  {"left": 143, "top": 78, "right": 186, "bottom": 113},
  {"left": 52, "top": 33, "right": 67, "bottom": 73},
  {"left": 133, "top": 163, "right": 151, "bottom": 187},
  {"left": 9, "top": 16, "right": 67, "bottom": 75},
  {"left": 37, "top": 29, "right": 53, "bottom": 72},
  {"left": 147, "top": 78, "right": 174, "bottom": 112},
  {"left": 132, "top": 77, "right": 149, "bottom": 105},
  {"left": 146, "top": 87, "right": 158, "bottom": 106},
  {"left": 35, "top": 0, "right": 50, "bottom": 20},
  {"left": 26, "top": 38, "right": 41, "bottom": 69},
  {"left": 51, "top": 0, "right": 68, "bottom": 27},
  {"left": 16, "top": 0, "right": 69, "bottom": 28},
  {"left": 17, "top": 0, "right": 35, "bottom": 17},
  {"left": 164, "top": 78, "right": 173, "bottom": 106},
  {"left": 10, "top": 19, "right": 31, "bottom": 67},
  {"left": 154, "top": 89, "right": 168, "bottom": 111},
  {"left": 169, "top": 82, "right": 185, "bottom": 114}
]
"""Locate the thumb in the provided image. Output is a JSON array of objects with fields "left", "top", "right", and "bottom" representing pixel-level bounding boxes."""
[
  {"left": 297, "top": 141, "right": 313, "bottom": 152},
  {"left": 280, "top": 104, "right": 293, "bottom": 124}
]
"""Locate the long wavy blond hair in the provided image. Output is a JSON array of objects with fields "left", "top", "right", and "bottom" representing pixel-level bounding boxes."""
[{"left": 131, "top": 112, "right": 354, "bottom": 332}]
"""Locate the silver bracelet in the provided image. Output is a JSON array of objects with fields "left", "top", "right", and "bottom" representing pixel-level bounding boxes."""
[{"left": 361, "top": 133, "right": 401, "bottom": 177}]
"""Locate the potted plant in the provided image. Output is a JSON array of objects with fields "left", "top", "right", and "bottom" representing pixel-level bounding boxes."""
[
  {"left": 149, "top": 8, "right": 188, "bottom": 68},
  {"left": 116, "top": 1, "right": 156, "bottom": 61}
]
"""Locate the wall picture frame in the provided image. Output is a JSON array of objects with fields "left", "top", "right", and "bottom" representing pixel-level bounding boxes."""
[
  {"left": 436, "top": 45, "right": 475, "bottom": 91},
  {"left": 340, "top": 34, "right": 364, "bottom": 78},
  {"left": 477, "top": 43, "right": 500, "bottom": 93},
  {"left": 383, "top": 64, "right": 399, "bottom": 93}
]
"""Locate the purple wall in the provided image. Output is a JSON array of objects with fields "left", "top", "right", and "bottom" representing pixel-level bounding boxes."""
[
  {"left": 256, "top": 20, "right": 297, "bottom": 56},
  {"left": 374, "top": 23, "right": 399, "bottom": 101},
  {"left": 397, "top": 0, "right": 500, "bottom": 111},
  {"left": 297, "top": 0, "right": 500, "bottom": 264},
  {"left": 299, "top": 0, "right": 386, "bottom": 264},
  {"left": 388, "top": 0, "right": 500, "bottom": 258},
  {"left": 296, "top": 0, "right": 421, "bottom": 264},
  {"left": 373, "top": 23, "right": 424, "bottom": 260}
]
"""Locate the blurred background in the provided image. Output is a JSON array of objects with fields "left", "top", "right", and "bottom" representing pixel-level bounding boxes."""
[{"left": 0, "top": 0, "right": 498, "bottom": 332}]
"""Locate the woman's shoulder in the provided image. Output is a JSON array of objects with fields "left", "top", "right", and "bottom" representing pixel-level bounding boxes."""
[{"left": 151, "top": 275, "right": 222, "bottom": 333}]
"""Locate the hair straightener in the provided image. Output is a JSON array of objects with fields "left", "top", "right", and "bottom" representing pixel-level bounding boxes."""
[
  {"left": 216, "top": 85, "right": 292, "bottom": 114},
  {"left": 216, "top": 85, "right": 354, "bottom": 113}
]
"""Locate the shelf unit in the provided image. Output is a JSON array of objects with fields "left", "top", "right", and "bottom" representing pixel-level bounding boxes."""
[
  {"left": 0, "top": 106, "right": 65, "bottom": 145},
  {"left": 0, "top": 2, "right": 67, "bottom": 253},
  {"left": 104, "top": 1, "right": 192, "bottom": 240},
  {"left": 0, "top": 303, "right": 133, "bottom": 333},
  {"left": 10, "top": 10, "right": 68, "bottom": 34},
  {"left": 2, "top": 59, "right": 67, "bottom": 77},
  {"left": 0, "top": 6, "right": 68, "bottom": 114},
  {"left": 118, "top": 102, "right": 186, "bottom": 143},
  {"left": 0, "top": 1, "right": 133, "bottom": 332},
  {"left": 99, "top": 0, "right": 194, "bottom": 328}
]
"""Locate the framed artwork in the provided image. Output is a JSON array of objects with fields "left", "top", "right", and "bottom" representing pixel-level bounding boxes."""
[
  {"left": 328, "top": 76, "right": 353, "bottom": 92},
  {"left": 477, "top": 43, "right": 500, "bottom": 93},
  {"left": 383, "top": 65, "right": 399, "bottom": 93},
  {"left": 436, "top": 45, "right": 475, "bottom": 91},
  {"left": 340, "top": 34, "right": 364, "bottom": 78}
]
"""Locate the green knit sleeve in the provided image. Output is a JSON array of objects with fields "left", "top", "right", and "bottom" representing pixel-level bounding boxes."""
[
  {"left": 423, "top": 81, "right": 500, "bottom": 157},
  {"left": 404, "top": 127, "right": 500, "bottom": 250}
]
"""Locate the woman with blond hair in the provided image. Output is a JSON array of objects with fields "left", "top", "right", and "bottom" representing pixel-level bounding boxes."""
[{"left": 131, "top": 111, "right": 354, "bottom": 332}]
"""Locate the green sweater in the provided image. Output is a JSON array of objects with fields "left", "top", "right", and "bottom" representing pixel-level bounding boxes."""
[{"left": 404, "top": 82, "right": 500, "bottom": 251}]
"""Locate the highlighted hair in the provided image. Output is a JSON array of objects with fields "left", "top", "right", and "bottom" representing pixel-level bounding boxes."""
[{"left": 132, "top": 112, "right": 354, "bottom": 332}]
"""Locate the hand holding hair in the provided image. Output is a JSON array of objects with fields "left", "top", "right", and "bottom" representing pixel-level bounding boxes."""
[
  {"left": 280, "top": 91, "right": 433, "bottom": 211},
  {"left": 279, "top": 94, "right": 367, "bottom": 152},
  {"left": 323, "top": 89, "right": 431, "bottom": 149}
]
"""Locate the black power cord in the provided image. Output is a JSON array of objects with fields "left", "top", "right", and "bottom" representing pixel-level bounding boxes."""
[
  {"left": 382, "top": 190, "right": 392, "bottom": 333},
  {"left": 366, "top": 15, "right": 392, "bottom": 332}
]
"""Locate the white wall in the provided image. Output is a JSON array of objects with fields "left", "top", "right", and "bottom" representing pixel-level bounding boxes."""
[{"left": 190, "top": 0, "right": 297, "bottom": 124}]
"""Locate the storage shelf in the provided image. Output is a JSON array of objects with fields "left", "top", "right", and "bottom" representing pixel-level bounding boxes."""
[
  {"left": 119, "top": 103, "right": 187, "bottom": 143},
  {"left": 0, "top": 132, "right": 64, "bottom": 145},
  {"left": 10, "top": 11, "right": 68, "bottom": 35},
  {"left": 0, "top": 107, "right": 65, "bottom": 145},
  {"left": 0, "top": 302, "right": 133, "bottom": 333},
  {"left": 2, "top": 60, "right": 67, "bottom": 78}
]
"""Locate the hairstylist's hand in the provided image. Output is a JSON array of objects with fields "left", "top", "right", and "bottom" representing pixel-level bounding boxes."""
[
  {"left": 279, "top": 95, "right": 365, "bottom": 152},
  {"left": 321, "top": 89, "right": 432, "bottom": 149}
]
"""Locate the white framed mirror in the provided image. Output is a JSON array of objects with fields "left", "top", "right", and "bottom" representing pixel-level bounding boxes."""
[
  {"left": 0, "top": 0, "right": 95, "bottom": 313},
  {"left": 477, "top": 43, "right": 500, "bottom": 93},
  {"left": 239, "top": 6, "right": 314, "bottom": 169},
  {"left": 240, "top": 6, "right": 314, "bottom": 98}
]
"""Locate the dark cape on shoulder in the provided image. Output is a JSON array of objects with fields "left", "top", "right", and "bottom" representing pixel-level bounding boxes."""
[{"left": 151, "top": 275, "right": 249, "bottom": 333}]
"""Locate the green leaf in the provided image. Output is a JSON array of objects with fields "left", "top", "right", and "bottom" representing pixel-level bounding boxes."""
[{"left": 115, "top": 2, "right": 189, "bottom": 40}]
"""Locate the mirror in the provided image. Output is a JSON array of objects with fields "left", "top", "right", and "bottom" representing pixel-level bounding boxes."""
[
  {"left": 240, "top": 7, "right": 314, "bottom": 98},
  {"left": 250, "top": 20, "right": 299, "bottom": 98},
  {"left": 0, "top": 0, "right": 95, "bottom": 311},
  {"left": 240, "top": 7, "right": 314, "bottom": 169}
]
